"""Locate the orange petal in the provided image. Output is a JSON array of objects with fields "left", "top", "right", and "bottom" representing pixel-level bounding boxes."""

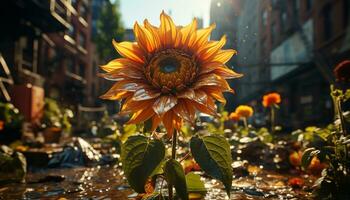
[
  {"left": 112, "top": 40, "right": 145, "bottom": 64},
  {"left": 190, "top": 23, "right": 216, "bottom": 50},
  {"left": 213, "top": 67, "right": 243, "bottom": 79},
  {"left": 162, "top": 111, "right": 175, "bottom": 137},
  {"left": 152, "top": 95, "right": 178, "bottom": 116},
  {"left": 178, "top": 88, "right": 195, "bottom": 99},
  {"left": 202, "top": 87, "right": 227, "bottom": 104},
  {"left": 100, "top": 90, "right": 132, "bottom": 100},
  {"left": 173, "top": 99, "right": 196, "bottom": 122},
  {"left": 151, "top": 114, "right": 162, "bottom": 131},
  {"left": 192, "top": 90, "right": 208, "bottom": 105},
  {"left": 127, "top": 107, "right": 155, "bottom": 124},
  {"left": 134, "top": 22, "right": 157, "bottom": 53},
  {"left": 100, "top": 58, "right": 143, "bottom": 73},
  {"left": 180, "top": 18, "right": 197, "bottom": 47},
  {"left": 194, "top": 74, "right": 232, "bottom": 92},
  {"left": 210, "top": 49, "right": 237, "bottom": 64},
  {"left": 197, "top": 35, "right": 226, "bottom": 60},
  {"left": 121, "top": 99, "right": 155, "bottom": 113},
  {"left": 100, "top": 66, "right": 145, "bottom": 80},
  {"left": 144, "top": 19, "right": 161, "bottom": 50},
  {"left": 132, "top": 88, "right": 161, "bottom": 101},
  {"left": 159, "top": 11, "right": 177, "bottom": 47},
  {"left": 199, "top": 61, "right": 224, "bottom": 75},
  {"left": 191, "top": 99, "right": 217, "bottom": 116}
]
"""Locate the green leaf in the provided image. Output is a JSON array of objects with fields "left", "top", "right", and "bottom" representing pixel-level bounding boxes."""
[
  {"left": 186, "top": 172, "right": 206, "bottom": 194},
  {"left": 164, "top": 159, "right": 188, "bottom": 200},
  {"left": 121, "top": 135, "right": 165, "bottom": 193},
  {"left": 301, "top": 147, "right": 319, "bottom": 168},
  {"left": 120, "top": 124, "right": 138, "bottom": 143},
  {"left": 190, "top": 135, "right": 233, "bottom": 196}
]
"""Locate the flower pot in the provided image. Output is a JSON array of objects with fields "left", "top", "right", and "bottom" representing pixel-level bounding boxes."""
[{"left": 43, "top": 127, "right": 62, "bottom": 143}]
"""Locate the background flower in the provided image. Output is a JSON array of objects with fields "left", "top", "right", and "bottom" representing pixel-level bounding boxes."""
[
  {"left": 235, "top": 105, "right": 253, "bottom": 118},
  {"left": 229, "top": 112, "right": 240, "bottom": 121},
  {"left": 262, "top": 92, "right": 281, "bottom": 107}
]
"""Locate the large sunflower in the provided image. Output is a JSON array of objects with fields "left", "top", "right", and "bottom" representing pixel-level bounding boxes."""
[{"left": 100, "top": 12, "right": 242, "bottom": 136}]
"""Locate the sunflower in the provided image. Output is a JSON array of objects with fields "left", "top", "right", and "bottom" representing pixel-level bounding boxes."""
[
  {"left": 100, "top": 12, "right": 242, "bottom": 136},
  {"left": 262, "top": 92, "right": 281, "bottom": 107}
]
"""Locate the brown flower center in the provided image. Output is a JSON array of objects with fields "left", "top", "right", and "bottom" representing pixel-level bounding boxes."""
[{"left": 145, "top": 49, "right": 197, "bottom": 93}]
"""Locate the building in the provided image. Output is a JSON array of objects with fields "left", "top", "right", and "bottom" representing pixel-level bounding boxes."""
[
  {"left": 0, "top": 0, "right": 94, "bottom": 121},
  {"left": 210, "top": 0, "right": 241, "bottom": 111},
  {"left": 235, "top": 0, "right": 350, "bottom": 129}
]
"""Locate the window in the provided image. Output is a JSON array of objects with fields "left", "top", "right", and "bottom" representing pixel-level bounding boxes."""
[
  {"left": 323, "top": 4, "right": 333, "bottom": 41},
  {"left": 79, "top": 33, "right": 86, "bottom": 48},
  {"left": 281, "top": 12, "right": 287, "bottom": 31},
  {"left": 67, "top": 25, "right": 75, "bottom": 39},
  {"left": 79, "top": 63, "right": 85, "bottom": 77},
  {"left": 344, "top": 0, "right": 349, "bottom": 28},
  {"left": 306, "top": 0, "right": 313, "bottom": 12},
  {"left": 80, "top": 4, "right": 88, "bottom": 20},
  {"left": 262, "top": 10, "right": 268, "bottom": 26},
  {"left": 271, "top": 22, "right": 277, "bottom": 44},
  {"left": 66, "top": 58, "right": 75, "bottom": 73}
]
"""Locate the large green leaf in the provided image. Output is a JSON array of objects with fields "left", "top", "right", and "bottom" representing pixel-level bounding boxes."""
[
  {"left": 164, "top": 159, "right": 188, "bottom": 200},
  {"left": 185, "top": 172, "right": 206, "bottom": 194},
  {"left": 121, "top": 135, "right": 165, "bottom": 193},
  {"left": 190, "top": 135, "right": 233, "bottom": 196}
]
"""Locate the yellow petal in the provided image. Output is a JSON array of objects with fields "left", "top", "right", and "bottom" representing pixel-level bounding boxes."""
[
  {"left": 127, "top": 107, "right": 155, "bottom": 124},
  {"left": 100, "top": 58, "right": 142, "bottom": 73},
  {"left": 180, "top": 18, "right": 197, "bottom": 47},
  {"left": 210, "top": 49, "right": 237, "bottom": 64},
  {"left": 159, "top": 11, "right": 177, "bottom": 47},
  {"left": 112, "top": 40, "right": 145, "bottom": 64},
  {"left": 152, "top": 95, "right": 178, "bottom": 116},
  {"left": 197, "top": 35, "right": 226, "bottom": 60},
  {"left": 144, "top": 19, "right": 161, "bottom": 50},
  {"left": 134, "top": 22, "right": 157, "bottom": 53},
  {"left": 190, "top": 23, "right": 216, "bottom": 50},
  {"left": 213, "top": 67, "right": 243, "bottom": 79}
]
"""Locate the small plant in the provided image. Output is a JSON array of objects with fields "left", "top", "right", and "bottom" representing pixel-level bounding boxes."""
[
  {"left": 0, "top": 102, "right": 24, "bottom": 144},
  {"left": 262, "top": 92, "right": 281, "bottom": 134}
]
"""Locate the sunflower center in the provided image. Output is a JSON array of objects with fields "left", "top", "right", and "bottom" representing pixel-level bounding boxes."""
[{"left": 145, "top": 49, "right": 197, "bottom": 94}]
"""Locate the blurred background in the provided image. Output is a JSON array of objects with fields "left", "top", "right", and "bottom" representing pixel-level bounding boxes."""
[{"left": 0, "top": 0, "right": 349, "bottom": 136}]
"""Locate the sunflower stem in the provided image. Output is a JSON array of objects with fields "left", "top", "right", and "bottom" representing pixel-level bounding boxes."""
[{"left": 168, "top": 130, "right": 177, "bottom": 200}]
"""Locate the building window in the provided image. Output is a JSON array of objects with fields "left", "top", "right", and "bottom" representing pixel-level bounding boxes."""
[
  {"left": 306, "top": 0, "right": 313, "bottom": 12},
  {"left": 79, "top": 33, "right": 86, "bottom": 48},
  {"left": 79, "top": 63, "right": 85, "bottom": 77},
  {"left": 344, "top": 0, "right": 349, "bottom": 28},
  {"left": 271, "top": 22, "right": 277, "bottom": 44},
  {"left": 80, "top": 4, "right": 88, "bottom": 20},
  {"left": 323, "top": 4, "right": 333, "bottom": 41},
  {"left": 67, "top": 24, "right": 75, "bottom": 39},
  {"left": 262, "top": 10, "right": 268, "bottom": 26},
  {"left": 281, "top": 12, "right": 287, "bottom": 31},
  {"left": 66, "top": 58, "right": 75, "bottom": 73}
]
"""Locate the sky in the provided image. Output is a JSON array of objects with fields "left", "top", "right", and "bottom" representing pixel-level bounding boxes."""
[{"left": 119, "top": 0, "right": 211, "bottom": 29}]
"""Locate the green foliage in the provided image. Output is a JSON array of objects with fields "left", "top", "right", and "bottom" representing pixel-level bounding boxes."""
[
  {"left": 190, "top": 135, "right": 232, "bottom": 196},
  {"left": 164, "top": 159, "right": 188, "bottom": 200},
  {"left": 0, "top": 102, "right": 23, "bottom": 131},
  {"left": 121, "top": 135, "right": 165, "bottom": 193},
  {"left": 42, "top": 98, "right": 73, "bottom": 133},
  {"left": 0, "top": 145, "right": 27, "bottom": 184},
  {"left": 185, "top": 172, "right": 206, "bottom": 194},
  {"left": 94, "top": 0, "right": 124, "bottom": 62}
]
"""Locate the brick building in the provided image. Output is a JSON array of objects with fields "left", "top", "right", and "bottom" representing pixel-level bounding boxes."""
[
  {"left": 235, "top": 0, "right": 350, "bottom": 129},
  {"left": 0, "top": 0, "right": 94, "bottom": 121}
]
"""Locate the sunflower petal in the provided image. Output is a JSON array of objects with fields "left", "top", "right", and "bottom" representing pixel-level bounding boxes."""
[
  {"left": 178, "top": 88, "right": 195, "bottom": 99},
  {"left": 152, "top": 95, "right": 177, "bottom": 116},
  {"left": 202, "top": 87, "right": 227, "bottom": 104},
  {"left": 100, "top": 58, "right": 143, "bottom": 73},
  {"left": 197, "top": 35, "right": 226, "bottom": 60},
  {"left": 151, "top": 115, "right": 162, "bottom": 131},
  {"left": 127, "top": 107, "right": 155, "bottom": 124},
  {"left": 159, "top": 11, "right": 177, "bottom": 47},
  {"left": 121, "top": 99, "right": 155, "bottom": 113},
  {"left": 162, "top": 111, "right": 175, "bottom": 137},
  {"left": 100, "top": 90, "right": 132, "bottom": 100},
  {"left": 210, "top": 49, "right": 237, "bottom": 64},
  {"left": 194, "top": 74, "right": 232, "bottom": 92},
  {"left": 173, "top": 99, "right": 195, "bottom": 122},
  {"left": 191, "top": 23, "right": 216, "bottom": 50},
  {"left": 213, "top": 67, "right": 243, "bottom": 79},
  {"left": 180, "top": 18, "right": 197, "bottom": 47},
  {"left": 199, "top": 62, "right": 224, "bottom": 75},
  {"left": 112, "top": 40, "right": 145, "bottom": 64},
  {"left": 191, "top": 99, "right": 217, "bottom": 116},
  {"left": 144, "top": 19, "right": 161, "bottom": 50},
  {"left": 132, "top": 88, "right": 161, "bottom": 101},
  {"left": 134, "top": 22, "right": 157, "bottom": 53}
]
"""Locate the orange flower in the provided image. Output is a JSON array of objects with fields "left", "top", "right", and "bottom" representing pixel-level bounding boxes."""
[
  {"left": 262, "top": 92, "right": 281, "bottom": 107},
  {"left": 235, "top": 105, "right": 253, "bottom": 118},
  {"left": 333, "top": 60, "right": 350, "bottom": 82},
  {"left": 289, "top": 151, "right": 302, "bottom": 167},
  {"left": 100, "top": 12, "right": 242, "bottom": 136},
  {"left": 0, "top": 120, "right": 4, "bottom": 131},
  {"left": 229, "top": 112, "right": 240, "bottom": 121}
]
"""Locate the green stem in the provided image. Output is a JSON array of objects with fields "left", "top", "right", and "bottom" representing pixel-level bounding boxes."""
[
  {"left": 336, "top": 97, "right": 347, "bottom": 135},
  {"left": 271, "top": 106, "right": 275, "bottom": 134},
  {"left": 168, "top": 130, "right": 177, "bottom": 200},
  {"left": 243, "top": 117, "right": 248, "bottom": 129}
]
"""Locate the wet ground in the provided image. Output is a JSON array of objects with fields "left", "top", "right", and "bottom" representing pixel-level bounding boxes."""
[{"left": 0, "top": 165, "right": 315, "bottom": 200}]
